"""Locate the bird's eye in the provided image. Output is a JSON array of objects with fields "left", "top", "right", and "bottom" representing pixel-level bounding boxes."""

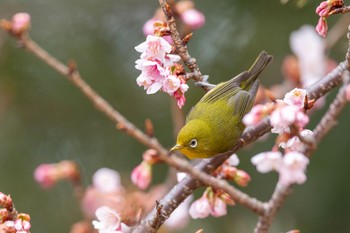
[{"left": 189, "top": 139, "right": 197, "bottom": 148}]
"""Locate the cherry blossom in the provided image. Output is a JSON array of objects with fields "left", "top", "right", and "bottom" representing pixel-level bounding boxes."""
[
  {"left": 251, "top": 151, "right": 283, "bottom": 173},
  {"left": 283, "top": 88, "right": 307, "bottom": 108},
  {"left": 243, "top": 104, "right": 270, "bottom": 126},
  {"left": 131, "top": 161, "right": 152, "bottom": 190},
  {"left": 279, "top": 129, "right": 314, "bottom": 151},
  {"left": 92, "top": 168, "right": 123, "bottom": 193},
  {"left": 11, "top": 12, "right": 31, "bottom": 35},
  {"left": 278, "top": 152, "right": 309, "bottom": 186},
  {"left": 92, "top": 206, "right": 122, "bottom": 233},
  {"left": 135, "top": 34, "right": 188, "bottom": 108},
  {"left": 135, "top": 35, "right": 171, "bottom": 63},
  {"left": 189, "top": 188, "right": 234, "bottom": 219},
  {"left": 270, "top": 101, "right": 309, "bottom": 134},
  {"left": 180, "top": 8, "right": 205, "bottom": 29}
]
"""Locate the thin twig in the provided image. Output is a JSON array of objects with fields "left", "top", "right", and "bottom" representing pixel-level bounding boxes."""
[{"left": 158, "top": 0, "right": 210, "bottom": 91}]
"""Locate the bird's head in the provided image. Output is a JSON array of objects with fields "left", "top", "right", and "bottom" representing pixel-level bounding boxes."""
[{"left": 170, "top": 119, "right": 214, "bottom": 159}]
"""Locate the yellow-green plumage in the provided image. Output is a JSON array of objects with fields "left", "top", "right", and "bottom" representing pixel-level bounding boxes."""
[{"left": 171, "top": 51, "right": 272, "bottom": 159}]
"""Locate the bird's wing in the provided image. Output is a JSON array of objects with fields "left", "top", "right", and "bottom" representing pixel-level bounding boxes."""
[
  {"left": 229, "top": 80, "right": 259, "bottom": 120},
  {"left": 200, "top": 71, "right": 249, "bottom": 104}
]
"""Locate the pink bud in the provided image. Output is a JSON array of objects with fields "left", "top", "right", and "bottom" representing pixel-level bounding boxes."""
[
  {"left": 234, "top": 169, "right": 251, "bottom": 187},
  {"left": 131, "top": 161, "right": 152, "bottom": 190},
  {"left": 180, "top": 9, "right": 205, "bottom": 29},
  {"left": 0, "top": 208, "right": 9, "bottom": 223},
  {"left": 11, "top": 12, "right": 31, "bottom": 35},
  {"left": 0, "top": 193, "right": 13, "bottom": 211},
  {"left": 316, "top": 17, "right": 328, "bottom": 37},
  {"left": 143, "top": 18, "right": 156, "bottom": 36},
  {"left": 316, "top": 1, "right": 331, "bottom": 17},
  {"left": 34, "top": 164, "right": 58, "bottom": 189}
]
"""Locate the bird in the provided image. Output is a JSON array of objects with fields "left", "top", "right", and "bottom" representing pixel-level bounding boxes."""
[{"left": 170, "top": 51, "right": 272, "bottom": 159}]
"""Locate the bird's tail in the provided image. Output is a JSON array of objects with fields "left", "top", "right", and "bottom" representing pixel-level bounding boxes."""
[{"left": 241, "top": 51, "right": 273, "bottom": 89}]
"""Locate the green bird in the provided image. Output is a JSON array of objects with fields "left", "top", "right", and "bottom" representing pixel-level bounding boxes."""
[{"left": 171, "top": 51, "right": 272, "bottom": 159}]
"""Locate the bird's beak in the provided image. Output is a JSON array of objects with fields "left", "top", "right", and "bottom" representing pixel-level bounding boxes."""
[{"left": 170, "top": 144, "right": 181, "bottom": 152}]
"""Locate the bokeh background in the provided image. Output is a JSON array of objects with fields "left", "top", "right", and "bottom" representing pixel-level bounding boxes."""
[{"left": 1, "top": 0, "right": 350, "bottom": 232}]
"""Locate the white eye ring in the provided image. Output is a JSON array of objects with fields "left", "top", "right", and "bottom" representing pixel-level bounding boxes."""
[{"left": 189, "top": 139, "right": 197, "bottom": 148}]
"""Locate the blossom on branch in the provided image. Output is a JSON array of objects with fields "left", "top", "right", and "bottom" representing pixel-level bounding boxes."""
[
  {"left": 189, "top": 188, "right": 234, "bottom": 219},
  {"left": 279, "top": 129, "right": 314, "bottom": 151},
  {"left": 135, "top": 35, "right": 188, "bottom": 108},
  {"left": 251, "top": 151, "right": 309, "bottom": 186},
  {"left": 315, "top": 0, "right": 344, "bottom": 37},
  {"left": 92, "top": 206, "right": 123, "bottom": 233},
  {"left": 34, "top": 160, "right": 80, "bottom": 189},
  {"left": 270, "top": 101, "right": 309, "bottom": 134},
  {"left": 278, "top": 151, "right": 309, "bottom": 186},
  {"left": 131, "top": 161, "right": 152, "bottom": 190}
]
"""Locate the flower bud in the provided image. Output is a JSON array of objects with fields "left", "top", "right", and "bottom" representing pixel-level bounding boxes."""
[{"left": 11, "top": 12, "right": 31, "bottom": 36}]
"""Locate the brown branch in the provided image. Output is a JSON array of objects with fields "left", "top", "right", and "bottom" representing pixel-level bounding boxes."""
[
  {"left": 18, "top": 36, "right": 169, "bottom": 156},
  {"left": 330, "top": 5, "right": 350, "bottom": 15},
  {"left": 254, "top": 184, "right": 292, "bottom": 233},
  {"left": 158, "top": 0, "right": 210, "bottom": 91}
]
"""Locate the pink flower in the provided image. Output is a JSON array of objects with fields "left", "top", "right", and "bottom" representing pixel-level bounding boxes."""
[
  {"left": 210, "top": 198, "right": 227, "bottom": 217},
  {"left": 243, "top": 104, "right": 270, "bottom": 126},
  {"left": 180, "top": 9, "right": 205, "bottom": 29},
  {"left": 131, "top": 161, "right": 152, "bottom": 190},
  {"left": 278, "top": 152, "right": 309, "bottom": 186},
  {"left": 283, "top": 88, "right": 307, "bottom": 108},
  {"left": 14, "top": 218, "right": 31, "bottom": 233},
  {"left": 11, "top": 12, "right": 31, "bottom": 35},
  {"left": 270, "top": 101, "right": 309, "bottom": 134},
  {"left": 189, "top": 188, "right": 233, "bottom": 219},
  {"left": 316, "top": 17, "right": 328, "bottom": 37},
  {"left": 34, "top": 164, "right": 58, "bottom": 189},
  {"left": 135, "top": 60, "right": 165, "bottom": 94},
  {"left": 92, "top": 168, "right": 123, "bottom": 193},
  {"left": 92, "top": 206, "right": 122, "bottom": 233},
  {"left": 251, "top": 151, "right": 283, "bottom": 173},
  {"left": 316, "top": 1, "right": 331, "bottom": 17},
  {"left": 135, "top": 35, "right": 172, "bottom": 63},
  {"left": 142, "top": 18, "right": 156, "bottom": 36},
  {"left": 163, "top": 75, "right": 181, "bottom": 93},
  {"left": 279, "top": 129, "right": 314, "bottom": 151},
  {"left": 189, "top": 195, "right": 211, "bottom": 219}
]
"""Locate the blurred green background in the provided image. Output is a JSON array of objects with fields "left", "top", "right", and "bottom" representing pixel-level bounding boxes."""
[{"left": 1, "top": 0, "right": 350, "bottom": 232}]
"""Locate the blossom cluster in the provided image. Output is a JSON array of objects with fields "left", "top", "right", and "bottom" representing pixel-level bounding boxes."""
[
  {"left": 135, "top": 35, "right": 189, "bottom": 108},
  {"left": 244, "top": 88, "right": 311, "bottom": 186},
  {"left": 189, "top": 187, "right": 234, "bottom": 219},
  {"left": 0, "top": 192, "right": 31, "bottom": 233},
  {"left": 188, "top": 154, "right": 249, "bottom": 219},
  {"left": 315, "top": 0, "right": 344, "bottom": 37}
]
